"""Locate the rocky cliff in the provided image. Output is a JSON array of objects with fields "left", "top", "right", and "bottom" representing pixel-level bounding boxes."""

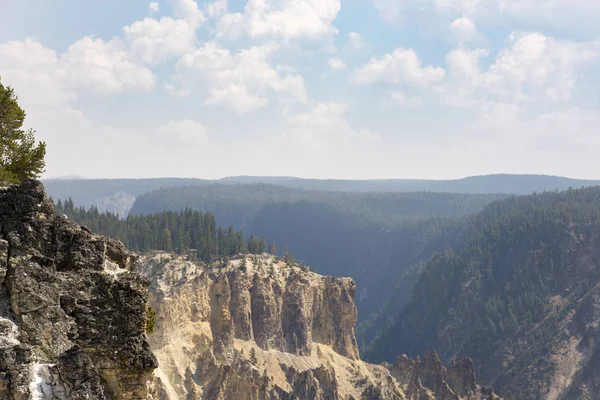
[
  {"left": 138, "top": 252, "right": 500, "bottom": 400},
  {"left": 0, "top": 180, "right": 157, "bottom": 399}
]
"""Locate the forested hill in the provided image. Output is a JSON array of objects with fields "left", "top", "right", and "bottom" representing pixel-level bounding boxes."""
[
  {"left": 220, "top": 174, "right": 600, "bottom": 194},
  {"left": 54, "top": 200, "right": 270, "bottom": 262},
  {"left": 43, "top": 174, "right": 600, "bottom": 217},
  {"left": 60, "top": 185, "right": 507, "bottom": 319},
  {"left": 128, "top": 183, "right": 508, "bottom": 227},
  {"left": 364, "top": 186, "right": 600, "bottom": 400}
]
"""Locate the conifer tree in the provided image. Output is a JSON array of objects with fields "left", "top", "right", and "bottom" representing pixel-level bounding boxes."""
[{"left": 0, "top": 79, "right": 46, "bottom": 184}]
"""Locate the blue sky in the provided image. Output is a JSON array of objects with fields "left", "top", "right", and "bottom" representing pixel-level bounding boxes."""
[{"left": 1, "top": 0, "right": 599, "bottom": 179}]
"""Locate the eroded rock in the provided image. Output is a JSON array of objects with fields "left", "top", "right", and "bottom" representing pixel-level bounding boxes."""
[
  {"left": 0, "top": 180, "right": 157, "bottom": 399},
  {"left": 139, "top": 253, "right": 501, "bottom": 400}
]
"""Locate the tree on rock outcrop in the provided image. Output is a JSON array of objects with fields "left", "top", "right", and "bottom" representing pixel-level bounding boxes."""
[
  {"left": 250, "top": 347, "right": 258, "bottom": 365},
  {"left": 0, "top": 78, "right": 46, "bottom": 184}
]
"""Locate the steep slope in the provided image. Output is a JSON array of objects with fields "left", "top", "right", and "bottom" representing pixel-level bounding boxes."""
[
  {"left": 128, "top": 184, "right": 505, "bottom": 319},
  {"left": 0, "top": 180, "right": 157, "bottom": 398},
  {"left": 366, "top": 187, "right": 600, "bottom": 400},
  {"left": 137, "top": 252, "right": 500, "bottom": 400}
]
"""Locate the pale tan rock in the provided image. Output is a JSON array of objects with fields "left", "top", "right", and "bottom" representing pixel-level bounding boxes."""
[{"left": 138, "top": 253, "right": 501, "bottom": 400}]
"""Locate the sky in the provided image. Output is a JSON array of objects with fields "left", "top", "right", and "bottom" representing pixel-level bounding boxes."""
[{"left": 0, "top": 0, "right": 599, "bottom": 180}]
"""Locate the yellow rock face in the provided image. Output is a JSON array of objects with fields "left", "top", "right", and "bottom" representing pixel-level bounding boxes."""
[{"left": 138, "top": 253, "right": 500, "bottom": 400}]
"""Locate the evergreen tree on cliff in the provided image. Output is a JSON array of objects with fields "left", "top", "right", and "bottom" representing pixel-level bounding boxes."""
[{"left": 0, "top": 78, "right": 46, "bottom": 184}]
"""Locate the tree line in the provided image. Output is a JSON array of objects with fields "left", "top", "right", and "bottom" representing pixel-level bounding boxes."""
[
  {"left": 363, "top": 186, "right": 600, "bottom": 399},
  {"left": 55, "top": 198, "right": 271, "bottom": 262}
]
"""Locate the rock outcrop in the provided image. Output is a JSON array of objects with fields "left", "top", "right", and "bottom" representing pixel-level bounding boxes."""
[
  {"left": 138, "top": 253, "right": 500, "bottom": 399},
  {"left": 0, "top": 180, "right": 157, "bottom": 399}
]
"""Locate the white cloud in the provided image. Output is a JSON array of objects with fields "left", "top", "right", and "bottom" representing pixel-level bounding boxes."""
[
  {"left": 348, "top": 32, "right": 366, "bottom": 49},
  {"left": 328, "top": 58, "right": 346, "bottom": 71},
  {"left": 0, "top": 37, "right": 154, "bottom": 100},
  {"left": 484, "top": 33, "right": 598, "bottom": 102},
  {"left": 159, "top": 119, "right": 209, "bottom": 144},
  {"left": 284, "top": 102, "right": 381, "bottom": 152},
  {"left": 217, "top": 0, "right": 341, "bottom": 40},
  {"left": 388, "top": 90, "right": 424, "bottom": 108},
  {"left": 124, "top": 17, "right": 198, "bottom": 64},
  {"left": 372, "top": 0, "right": 600, "bottom": 35},
  {"left": 62, "top": 37, "right": 155, "bottom": 94},
  {"left": 438, "top": 33, "right": 599, "bottom": 107},
  {"left": 149, "top": 2, "right": 160, "bottom": 13},
  {"left": 354, "top": 48, "right": 445, "bottom": 85},
  {"left": 432, "top": 32, "right": 600, "bottom": 166},
  {"left": 205, "top": 84, "right": 269, "bottom": 114},
  {"left": 207, "top": 0, "right": 228, "bottom": 17},
  {"left": 449, "top": 15, "right": 484, "bottom": 44},
  {"left": 0, "top": 38, "right": 150, "bottom": 178},
  {"left": 171, "top": 0, "right": 205, "bottom": 27},
  {"left": 168, "top": 41, "right": 307, "bottom": 113},
  {"left": 124, "top": 0, "right": 208, "bottom": 65},
  {"left": 445, "top": 47, "right": 488, "bottom": 79},
  {"left": 0, "top": 38, "right": 75, "bottom": 108}
]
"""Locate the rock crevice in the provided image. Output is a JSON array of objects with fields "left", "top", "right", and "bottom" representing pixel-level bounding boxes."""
[
  {"left": 139, "top": 253, "right": 501, "bottom": 400},
  {"left": 0, "top": 180, "right": 157, "bottom": 399}
]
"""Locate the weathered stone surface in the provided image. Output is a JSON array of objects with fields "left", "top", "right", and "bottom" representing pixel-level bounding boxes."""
[
  {"left": 139, "top": 253, "right": 501, "bottom": 400},
  {"left": 0, "top": 180, "right": 157, "bottom": 399},
  {"left": 387, "top": 351, "right": 501, "bottom": 400}
]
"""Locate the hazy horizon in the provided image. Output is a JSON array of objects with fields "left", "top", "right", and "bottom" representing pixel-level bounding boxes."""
[
  {"left": 42, "top": 172, "right": 600, "bottom": 182},
  {"left": 2, "top": 0, "right": 599, "bottom": 180}
]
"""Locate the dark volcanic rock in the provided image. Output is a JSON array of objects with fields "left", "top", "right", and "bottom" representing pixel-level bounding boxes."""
[{"left": 0, "top": 180, "right": 157, "bottom": 399}]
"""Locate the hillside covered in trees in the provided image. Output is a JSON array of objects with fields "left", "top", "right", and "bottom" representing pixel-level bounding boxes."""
[
  {"left": 129, "top": 183, "right": 508, "bottom": 227},
  {"left": 52, "top": 182, "right": 600, "bottom": 399},
  {"left": 43, "top": 174, "right": 600, "bottom": 217},
  {"left": 54, "top": 199, "right": 269, "bottom": 262},
  {"left": 126, "top": 184, "right": 508, "bottom": 318},
  {"left": 364, "top": 187, "right": 600, "bottom": 399}
]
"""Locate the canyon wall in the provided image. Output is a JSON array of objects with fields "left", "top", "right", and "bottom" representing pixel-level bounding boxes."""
[
  {"left": 139, "top": 253, "right": 500, "bottom": 400},
  {"left": 0, "top": 180, "right": 157, "bottom": 399}
]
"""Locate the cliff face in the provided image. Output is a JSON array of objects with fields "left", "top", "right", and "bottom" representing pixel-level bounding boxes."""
[
  {"left": 0, "top": 180, "right": 157, "bottom": 399},
  {"left": 138, "top": 253, "right": 500, "bottom": 400}
]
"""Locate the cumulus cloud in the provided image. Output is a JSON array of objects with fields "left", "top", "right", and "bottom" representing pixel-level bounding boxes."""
[
  {"left": 62, "top": 37, "right": 154, "bottom": 95},
  {"left": 0, "top": 37, "right": 154, "bottom": 99},
  {"left": 449, "top": 15, "right": 484, "bottom": 44},
  {"left": 217, "top": 0, "right": 341, "bottom": 40},
  {"left": 444, "top": 47, "right": 488, "bottom": 79},
  {"left": 124, "top": 17, "right": 198, "bottom": 64},
  {"left": 124, "top": 0, "right": 208, "bottom": 65},
  {"left": 167, "top": 41, "right": 307, "bottom": 113},
  {"left": 435, "top": 32, "right": 599, "bottom": 111},
  {"left": 207, "top": 0, "right": 228, "bottom": 17},
  {"left": 159, "top": 119, "right": 209, "bottom": 144},
  {"left": 328, "top": 58, "right": 346, "bottom": 71},
  {"left": 170, "top": 0, "right": 205, "bottom": 27},
  {"left": 149, "top": 2, "right": 160, "bottom": 13},
  {"left": 433, "top": 32, "right": 600, "bottom": 163},
  {"left": 354, "top": 48, "right": 445, "bottom": 85}
]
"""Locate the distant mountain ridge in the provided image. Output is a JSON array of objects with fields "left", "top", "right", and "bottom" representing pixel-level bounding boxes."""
[
  {"left": 219, "top": 174, "right": 600, "bottom": 194},
  {"left": 43, "top": 174, "right": 600, "bottom": 217}
]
